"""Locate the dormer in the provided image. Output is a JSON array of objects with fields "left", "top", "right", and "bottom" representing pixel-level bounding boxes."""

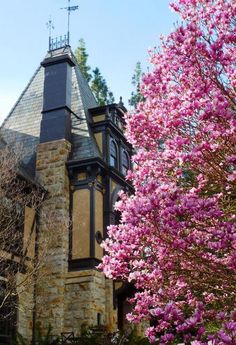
[{"left": 89, "top": 100, "right": 132, "bottom": 177}]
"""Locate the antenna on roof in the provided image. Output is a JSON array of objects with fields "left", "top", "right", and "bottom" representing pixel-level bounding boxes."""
[
  {"left": 61, "top": 0, "right": 79, "bottom": 46},
  {"left": 46, "top": 17, "right": 55, "bottom": 50}
]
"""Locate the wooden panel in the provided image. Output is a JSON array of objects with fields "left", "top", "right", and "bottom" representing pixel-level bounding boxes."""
[
  {"left": 72, "top": 189, "right": 90, "bottom": 259},
  {"left": 93, "top": 114, "right": 106, "bottom": 122},
  {"left": 111, "top": 180, "right": 117, "bottom": 193},
  {"left": 95, "top": 190, "right": 103, "bottom": 259},
  {"left": 23, "top": 206, "right": 36, "bottom": 258},
  {"left": 94, "top": 133, "right": 103, "bottom": 153},
  {"left": 77, "top": 172, "right": 87, "bottom": 181}
]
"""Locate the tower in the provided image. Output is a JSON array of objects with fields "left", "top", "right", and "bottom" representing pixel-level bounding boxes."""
[{"left": 0, "top": 42, "right": 132, "bottom": 341}]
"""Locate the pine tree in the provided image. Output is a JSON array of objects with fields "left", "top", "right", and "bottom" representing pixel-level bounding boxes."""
[
  {"left": 129, "top": 61, "right": 144, "bottom": 108},
  {"left": 91, "top": 68, "right": 115, "bottom": 106},
  {"left": 74, "top": 40, "right": 115, "bottom": 106},
  {"left": 74, "top": 38, "right": 92, "bottom": 82}
]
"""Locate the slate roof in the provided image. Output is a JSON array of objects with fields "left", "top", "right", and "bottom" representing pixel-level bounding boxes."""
[
  {"left": 0, "top": 136, "right": 40, "bottom": 186},
  {"left": 0, "top": 46, "right": 99, "bottom": 175}
]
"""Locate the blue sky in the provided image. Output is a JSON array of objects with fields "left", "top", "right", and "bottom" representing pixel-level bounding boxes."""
[{"left": 0, "top": 0, "right": 178, "bottom": 124}]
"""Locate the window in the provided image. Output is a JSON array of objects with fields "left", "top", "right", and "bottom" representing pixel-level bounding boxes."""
[
  {"left": 109, "top": 109, "right": 124, "bottom": 132},
  {"left": 109, "top": 109, "right": 116, "bottom": 123},
  {"left": 110, "top": 140, "right": 118, "bottom": 168},
  {"left": 122, "top": 151, "right": 129, "bottom": 175}
]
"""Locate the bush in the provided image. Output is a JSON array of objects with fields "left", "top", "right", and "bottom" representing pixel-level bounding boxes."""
[{"left": 13, "top": 326, "right": 150, "bottom": 345}]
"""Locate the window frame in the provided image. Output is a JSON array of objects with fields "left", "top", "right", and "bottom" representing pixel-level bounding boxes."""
[
  {"left": 121, "top": 150, "right": 130, "bottom": 175},
  {"left": 110, "top": 139, "right": 118, "bottom": 169}
]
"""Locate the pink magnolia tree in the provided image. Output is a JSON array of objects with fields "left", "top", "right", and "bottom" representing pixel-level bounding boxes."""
[{"left": 101, "top": 0, "right": 236, "bottom": 344}]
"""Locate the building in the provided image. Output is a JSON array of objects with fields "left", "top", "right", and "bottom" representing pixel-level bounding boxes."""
[{"left": 0, "top": 43, "right": 133, "bottom": 343}]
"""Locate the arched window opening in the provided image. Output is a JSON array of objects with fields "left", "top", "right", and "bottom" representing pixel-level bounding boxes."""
[
  {"left": 122, "top": 151, "right": 129, "bottom": 176},
  {"left": 110, "top": 140, "right": 118, "bottom": 168}
]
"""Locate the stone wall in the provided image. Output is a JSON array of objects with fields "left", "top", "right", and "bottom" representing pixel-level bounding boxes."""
[
  {"left": 27, "top": 138, "right": 118, "bottom": 338},
  {"left": 64, "top": 270, "right": 117, "bottom": 335},
  {"left": 16, "top": 272, "right": 34, "bottom": 342},
  {"left": 35, "top": 139, "right": 71, "bottom": 336},
  {"left": 105, "top": 279, "right": 117, "bottom": 332}
]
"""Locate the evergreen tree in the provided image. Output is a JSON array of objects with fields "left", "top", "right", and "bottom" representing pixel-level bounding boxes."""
[
  {"left": 129, "top": 61, "right": 144, "bottom": 108},
  {"left": 74, "top": 38, "right": 92, "bottom": 82},
  {"left": 91, "top": 67, "right": 115, "bottom": 106},
  {"left": 74, "top": 40, "right": 115, "bottom": 106}
]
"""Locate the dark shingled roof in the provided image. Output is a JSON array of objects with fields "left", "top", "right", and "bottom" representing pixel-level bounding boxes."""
[
  {"left": 0, "top": 137, "right": 41, "bottom": 186},
  {"left": 0, "top": 46, "right": 100, "bottom": 174}
]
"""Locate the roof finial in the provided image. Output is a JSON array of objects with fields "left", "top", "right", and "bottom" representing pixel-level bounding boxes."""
[
  {"left": 118, "top": 96, "right": 124, "bottom": 107},
  {"left": 61, "top": 0, "right": 79, "bottom": 46}
]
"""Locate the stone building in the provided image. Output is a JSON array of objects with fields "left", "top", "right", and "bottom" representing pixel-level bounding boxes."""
[{"left": 0, "top": 44, "right": 133, "bottom": 343}]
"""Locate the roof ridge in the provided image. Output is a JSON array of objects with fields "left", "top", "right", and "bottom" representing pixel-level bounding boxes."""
[{"left": 74, "top": 66, "right": 101, "bottom": 158}]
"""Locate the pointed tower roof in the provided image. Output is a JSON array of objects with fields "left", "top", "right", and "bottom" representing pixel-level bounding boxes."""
[{"left": 0, "top": 46, "right": 100, "bottom": 173}]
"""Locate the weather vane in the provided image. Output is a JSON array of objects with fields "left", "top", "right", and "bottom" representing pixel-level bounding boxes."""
[
  {"left": 61, "top": 0, "right": 79, "bottom": 45},
  {"left": 46, "top": 17, "right": 55, "bottom": 48}
]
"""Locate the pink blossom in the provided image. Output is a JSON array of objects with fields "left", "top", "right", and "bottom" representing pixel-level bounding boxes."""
[{"left": 100, "top": 0, "right": 236, "bottom": 343}]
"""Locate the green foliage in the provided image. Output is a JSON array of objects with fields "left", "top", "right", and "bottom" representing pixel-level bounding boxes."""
[
  {"left": 13, "top": 326, "right": 150, "bottom": 345},
  {"left": 74, "top": 38, "right": 92, "bottom": 82},
  {"left": 74, "top": 327, "right": 150, "bottom": 345},
  {"left": 129, "top": 62, "right": 144, "bottom": 108},
  {"left": 91, "top": 68, "right": 115, "bottom": 106},
  {"left": 111, "top": 329, "right": 150, "bottom": 345},
  {"left": 76, "top": 327, "right": 103, "bottom": 345},
  {"left": 74, "top": 39, "right": 115, "bottom": 106}
]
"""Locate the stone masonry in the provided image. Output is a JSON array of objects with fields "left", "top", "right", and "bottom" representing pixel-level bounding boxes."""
[
  {"left": 64, "top": 270, "right": 117, "bottom": 335},
  {"left": 35, "top": 139, "right": 71, "bottom": 335},
  {"left": 17, "top": 272, "right": 34, "bottom": 342}
]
